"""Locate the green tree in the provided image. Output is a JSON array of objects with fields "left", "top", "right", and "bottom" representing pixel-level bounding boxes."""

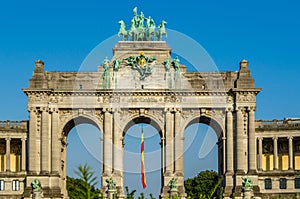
[
  {"left": 138, "top": 192, "right": 145, "bottom": 199},
  {"left": 69, "top": 164, "right": 101, "bottom": 199},
  {"left": 184, "top": 170, "right": 221, "bottom": 199},
  {"left": 67, "top": 176, "right": 103, "bottom": 199},
  {"left": 125, "top": 186, "right": 136, "bottom": 199}
]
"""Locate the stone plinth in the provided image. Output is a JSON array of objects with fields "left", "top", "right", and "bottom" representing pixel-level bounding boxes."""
[
  {"left": 112, "top": 41, "right": 171, "bottom": 63},
  {"left": 107, "top": 189, "right": 117, "bottom": 199},
  {"left": 32, "top": 191, "right": 42, "bottom": 199},
  {"left": 243, "top": 189, "right": 253, "bottom": 199}
]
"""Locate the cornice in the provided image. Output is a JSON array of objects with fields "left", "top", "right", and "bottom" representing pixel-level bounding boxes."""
[
  {"left": 231, "top": 88, "right": 262, "bottom": 94},
  {"left": 22, "top": 89, "right": 231, "bottom": 97}
]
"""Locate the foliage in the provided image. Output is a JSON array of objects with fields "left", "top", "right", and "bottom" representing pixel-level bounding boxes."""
[
  {"left": 67, "top": 176, "right": 102, "bottom": 199},
  {"left": 184, "top": 170, "right": 222, "bottom": 199},
  {"left": 125, "top": 186, "right": 136, "bottom": 199},
  {"left": 67, "top": 164, "right": 101, "bottom": 199},
  {"left": 138, "top": 192, "right": 145, "bottom": 199}
]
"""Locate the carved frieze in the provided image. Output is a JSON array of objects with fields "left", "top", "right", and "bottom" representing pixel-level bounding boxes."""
[
  {"left": 128, "top": 96, "right": 161, "bottom": 103},
  {"left": 236, "top": 92, "right": 256, "bottom": 103},
  {"left": 226, "top": 95, "right": 234, "bottom": 104},
  {"left": 164, "top": 95, "right": 181, "bottom": 103},
  {"left": 28, "top": 92, "right": 49, "bottom": 103},
  {"left": 49, "top": 95, "right": 59, "bottom": 104}
]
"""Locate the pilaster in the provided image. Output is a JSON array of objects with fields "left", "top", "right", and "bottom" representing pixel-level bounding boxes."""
[
  {"left": 236, "top": 107, "right": 245, "bottom": 174},
  {"left": 51, "top": 108, "right": 60, "bottom": 175},
  {"left": 41, "top": 108, "right": 50, "bottom": 174},
  {"left": 103, "top": 108, "right": 113, "bottom": 176},
  {"left": 224, "top": 108, "right": 234, "bottom": 196},
  {"left": 226, "top": 108, "right": 234, "bottom": 173},
  {"left": 113, "top": 110, "right": 123, "bottom": 176},
  {"left": 28, "top": 107, "right": 40, "bottom": 174},
  {"left": 164, "top": 108, "right": 173, "bottom": 176},
  {"left": 248, "top": 107, "right": 256, "bottom": 173},
  {"left": 174, "top": 109, "right": 183, "bottom": 176}
]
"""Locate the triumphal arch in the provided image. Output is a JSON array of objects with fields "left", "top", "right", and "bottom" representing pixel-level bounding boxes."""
[
  {"left": 22, "top": 8, "right": 261, "bottom": 197},
  {"left": 0, "top": 7, "right": 293, "bottom": 199}
]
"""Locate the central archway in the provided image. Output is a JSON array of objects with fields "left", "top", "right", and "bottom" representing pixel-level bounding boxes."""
[{"left": 122, "top": 116, "right": 163, "bottom": 198}]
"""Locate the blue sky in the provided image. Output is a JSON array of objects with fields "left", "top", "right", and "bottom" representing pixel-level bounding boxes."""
[{"left": 1, "top": 0, "right": 300, "bottom": 198}]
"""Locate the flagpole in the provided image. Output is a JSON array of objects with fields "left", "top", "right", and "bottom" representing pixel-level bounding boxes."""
[{"left": 141, "top": 124, "right": 147, "bottom": 188}]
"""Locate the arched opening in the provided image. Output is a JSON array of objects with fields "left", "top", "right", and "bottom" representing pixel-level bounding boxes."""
[
  {"left": 123, "top": 117, "right": 162, "bottom": 198},
  {"left": 62, "top": 116, "right": 103, "bottom": 197},
  {"left": 183, "top": 115, "right": 223, "bottom": 196}
]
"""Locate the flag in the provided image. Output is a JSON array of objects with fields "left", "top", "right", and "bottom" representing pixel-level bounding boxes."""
[{"left": 141, "top": 129, "right": 147, "bottom": 189}]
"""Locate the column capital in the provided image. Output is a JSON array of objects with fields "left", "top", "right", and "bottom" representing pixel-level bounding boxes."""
[
  {"left": 103, "top": 108, "right": 112, "bottom": 113},
  {"left": 248, "top": 106, "right": 256, "bottom": 112},
  {"left": 273, "top": 136, "right": 278, "bottom": 140},
  {"left": 257, "top": 137, "right": 263, "bottom": 141},
  {"left": 28, "top": 106, "right": 39, "bottom": 113},
  {"left": 5, "top": 137, "right": 11, "bottom": 141},
  {"left": 49, "top": 107, "right": 59, "bottom": 113},
  {"left": 41, "top": 107, "right": 49, "bottom": 112},
  {"left": 288, "top": 136, "right": 293, "bottom": 140},
  {"left": 164, "top": 108, "right": 171, "bottom": 113},
  {"left": 226, "top": 107, "right": 233, "bottom": 112},
  {"left": 21, "top": 137, "right": 27, "bottom": 141},
  {"left": 236, "top": 106, "right": 244, "bottom": 112},
  {"left": 174, "top": 108, "right": 182, "bottom": 113}
]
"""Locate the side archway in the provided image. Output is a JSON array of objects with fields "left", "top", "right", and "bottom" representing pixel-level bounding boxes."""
[
  {"left": 60, "top": 115, "right": 103, "bottom": 198},
  {"left": 181, "top": 113, "right": 225, "bottom": 188}
]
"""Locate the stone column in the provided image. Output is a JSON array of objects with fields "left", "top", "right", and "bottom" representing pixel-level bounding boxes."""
[
  {"left": 288, "top": 136, "right": 294, "bottom": 170},
  {"left": 236, "top": 107, "right": 244, "bottom": 173},
  {"left": 51, "top": 109, "right": 60, "bottom": 174},
  {"left": 29, "top": 108, "right": 39, "bottom": 173},
  {"left": 21, "top": 138, "right": 26, "bottom": 171},
  {"left": 174, "top": 110, "right": 183, "bottom": 176},
  {"left": 226, "top": 108, "right": 234, "bottom": 173},
  {"left": 104, "top": 109, "right": 112, "bottom": 175},
  {"left": 273, "top": 137, "right": 278, "bottom": 170},
  {"left": 248, "top": 107, "right": 256, "bottom": 173},
  {"left": 41, "top": 108, "right": 50, "bottom": 174},
  {"left": 258, "top": 137, "right": 263, "bottom": 171},
  {"left": 165, "top": 109, "right": 173, "bottom": 175},
  {"left": 6, "top": 138, "right": 10, "bottom": 172},
  {"left": 113, "top": 110, "right": 122, "bottom": 175}
]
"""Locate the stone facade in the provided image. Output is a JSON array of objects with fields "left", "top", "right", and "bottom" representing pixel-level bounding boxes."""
[{"left": 0, "top": 41, "right": 299, "bottom": 199}]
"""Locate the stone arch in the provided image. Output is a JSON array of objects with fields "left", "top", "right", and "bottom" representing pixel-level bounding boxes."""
[
  {"left": 181, "top": 114, "right": 224, "bottom": 138},
  {"left": 121, "top": 114, "right": 163, "bottom": 137},
  {"left": 60, "top": 114, "right": 103, "bottom": 136}
]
